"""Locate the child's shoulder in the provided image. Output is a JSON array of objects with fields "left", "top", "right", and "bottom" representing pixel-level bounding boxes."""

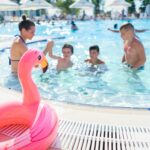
[
  {"left": 85, "top": 59, "right": 91, "bottom": 63},
  {"left": 97, "top": 59, "right": 105, "bottom": 64},
  {"left": 134, "top": 38, "right": 144, "bottom": 48}
]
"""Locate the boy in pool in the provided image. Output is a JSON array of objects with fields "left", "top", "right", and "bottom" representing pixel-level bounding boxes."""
[
  {"left": 47, "top": 41, "right": 74, "bottom": 71},
  {"left": 120, "top": 23, "right": 146, "bottom": 70},
  {"left": 85, "top": 45, "right": 107, "bottom": 73},
  {"left": 85, "top": 45, "right": 105, "bottom": 65}
]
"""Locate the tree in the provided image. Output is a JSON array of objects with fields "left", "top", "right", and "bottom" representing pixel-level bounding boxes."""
[
  {"left": 125, "top": 0, "right": 133, "bottom": 3},
  {"left": 46, "top": 0, "right": 51, "bottom": 2},
  {"left": 55, "top": 0, "right": 79, "bottom": 15},
  {"left": 142, "top": 0, "right": 150, "bottom": 6},
  {"left": 139, "top": 0, "right": 150, "bottom": 13},
  {"left": 92, "top": 0, "right": 102, "bottom": 16},
  {"left": 125, "top": 0, "right": 136, "bottom": 14},
  {"left": 11, "top": 0, "right": 20, "bottom": 4}
]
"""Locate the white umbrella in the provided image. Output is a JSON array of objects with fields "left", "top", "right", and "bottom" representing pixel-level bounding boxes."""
[
  {"left": 69, "top": 0, "right": 94, "bottom": 9},
  {"left": 106, "top": 0, "right": 131, "bottom": 7},
  {"left": 20, "top": 0, "right": 53, "bottom": 10},
  {"left": 105, "top": 0, "right": 131, "bottom": 12},
  {"left": 0, "top": 0, "right": 19, "bottom": 11}
]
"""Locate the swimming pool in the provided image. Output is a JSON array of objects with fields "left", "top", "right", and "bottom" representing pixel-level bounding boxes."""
[{"left": 0, "top": 19, "right": 150, "bottom": 108}]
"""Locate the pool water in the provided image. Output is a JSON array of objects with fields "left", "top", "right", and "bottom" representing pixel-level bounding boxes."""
[{"left": 0, "top": 20, "right": 150, "bottom": 108}]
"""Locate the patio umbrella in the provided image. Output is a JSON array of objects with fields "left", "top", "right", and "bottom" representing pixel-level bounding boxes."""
[
  {"left": 0, "top": 0, "right": 19, "bottom": 11},
  {"left": 69, "top": 0, "right": 94, "bottom": 9},
  {"left": 105, "top": 0, "right": 131, "bottom": 12},
  {"left": 20, "top": 0, "right": 53, "bottom": 10}
]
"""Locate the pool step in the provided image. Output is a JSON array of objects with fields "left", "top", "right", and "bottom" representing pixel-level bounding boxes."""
[{"left": 51, "top": 120, "right": 150, "bottom": 150}]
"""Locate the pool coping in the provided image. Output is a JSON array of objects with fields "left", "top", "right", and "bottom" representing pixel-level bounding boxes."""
[{"left": 0, "top": 86, "right": 150, "bottom": 128}]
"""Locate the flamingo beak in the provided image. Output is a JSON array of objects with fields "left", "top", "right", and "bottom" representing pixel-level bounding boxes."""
[{"left": 40, "top": 56, "right": 48, "bottom": 73}]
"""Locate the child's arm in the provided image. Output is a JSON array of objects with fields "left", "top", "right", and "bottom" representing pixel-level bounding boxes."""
[
  {"left": 122, "top": 55, "right": 125, "bottom": 63},
  {"left": 132, "top": 43, "right": 146, "bottom": 69},
  {"left": 45, "top": 41, "right": 60, "bottom": 59},
  {"left": 43, "top": 41, "right": 52, "bottom": 55},
  {"left": 124, "top": 40, "right": 131, "bottom": 54}
]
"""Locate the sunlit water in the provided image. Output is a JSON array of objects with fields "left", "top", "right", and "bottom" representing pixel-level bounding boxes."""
[{"left": 0, "top": 19, "right": 150, "bottom": 108}]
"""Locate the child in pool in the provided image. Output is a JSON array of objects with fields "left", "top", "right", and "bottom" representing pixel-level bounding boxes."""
[
  {"left": 85, "top": 45, "right": 105, "bottom": 65},
  {"left": 120, "top": 23, "right": 146, "bottom": 70},
  {"left": 47, "top": 41, "right": 74, "bottom": 71},
  {"left": 85, "top": 45, "right": 107, "bottom": 72}
]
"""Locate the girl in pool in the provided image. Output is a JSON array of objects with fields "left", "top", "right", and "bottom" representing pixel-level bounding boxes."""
[{"left": 10, "top": 15, "right": 51, "bottom": 74}]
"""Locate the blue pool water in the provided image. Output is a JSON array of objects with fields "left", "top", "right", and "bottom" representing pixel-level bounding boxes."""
[{"left": 0, "top": 20, "right": 150, "bottom": 108}]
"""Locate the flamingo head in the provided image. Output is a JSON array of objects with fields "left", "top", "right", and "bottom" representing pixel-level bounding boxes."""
[{"left": 19, "top": 49, "right": 48, "bottom": 77}]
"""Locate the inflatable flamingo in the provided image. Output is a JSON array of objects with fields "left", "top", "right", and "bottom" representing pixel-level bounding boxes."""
[{"left": 0, "top": 50, "right": 58, "bottom": 150}]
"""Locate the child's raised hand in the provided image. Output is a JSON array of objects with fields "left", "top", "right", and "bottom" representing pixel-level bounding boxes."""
[{"left": 46, "top": 41, "right": 54, "bottom": 49}]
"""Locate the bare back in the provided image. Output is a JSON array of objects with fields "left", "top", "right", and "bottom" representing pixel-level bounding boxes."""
[{"left": 10, "top": 36, "right": 27, "bottom": 74}]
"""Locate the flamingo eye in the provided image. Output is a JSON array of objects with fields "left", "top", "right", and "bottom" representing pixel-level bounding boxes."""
[{"left": 38, "top": 55, "right": 41, "bottom": 60}]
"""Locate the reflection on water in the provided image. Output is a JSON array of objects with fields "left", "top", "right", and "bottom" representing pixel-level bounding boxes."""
[
  {"left": 3, "top": 74, "right": 21, "bottom": 91},
  {"left": 126, "top": 70, "right": 149, "bottom": 94}
]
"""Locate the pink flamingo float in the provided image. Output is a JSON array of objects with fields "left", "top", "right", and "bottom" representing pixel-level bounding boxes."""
[{"left": 0, "top": 50, "right": 58, "bottom": 149}]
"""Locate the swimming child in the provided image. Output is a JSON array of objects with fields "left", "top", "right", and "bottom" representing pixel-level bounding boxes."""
[
  {"left": 120, "top": 23, "right": 146, "bottom": 70},
  {"left": 71, "top": 21, "right": 78, "bottom": 31},
  {"left": 85, "top": 45, "right": 105, "bottom": 65},
  {"left": 84, "top": 45, "right": 107, "bottom": 73},
  {"left": 48, "top": 41, "right": 74, "bottom": 71}
]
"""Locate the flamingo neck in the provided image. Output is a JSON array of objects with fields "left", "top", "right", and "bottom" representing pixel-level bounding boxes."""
[{"left": 20, "top": 70, "right": 40, "bottom": 105}]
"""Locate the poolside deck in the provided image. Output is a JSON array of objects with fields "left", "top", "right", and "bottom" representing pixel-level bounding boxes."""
[
  {"left": 0, "top": 86, "right": 150, "bottom": 149},
  {"left": 1, "top": 86, "right": 150, "bottom": 127}
]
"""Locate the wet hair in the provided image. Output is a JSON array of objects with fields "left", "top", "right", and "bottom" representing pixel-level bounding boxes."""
[
  {"left": 71, "top": 21, "right": 75, "bottom": 26},
  {"left": 120, "top": 23, "right": 134, "bottom": 31},
  {"left": 114, "top": 23, "right": 118, "bottom": 29},
  {"left": 89, "top": 45, "right": 100, "bottom": 53},
  {"left": 18, "top": 15, "right": 35, "bottom": 31},
  {"left": 62, "top": 44, "right": 74, "bottom": 54}
]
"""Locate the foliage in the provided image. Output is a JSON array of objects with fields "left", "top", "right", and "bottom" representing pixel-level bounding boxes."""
[
  {"left": 126, "top": 0, "right": 150, "bottom": 6},
  {"left": 125, "top": 0, "right": 136, "bottom": 14},
  {"left": 11, "top": 0, "right": 20, "bottom": 4},
  {"left": 125, "top": 0, "right": 134, "bottom": 3},
  {"left": 139, "top": 0, "right": 150, "bottom": 12},
  {"left": 45, "top": 0, "right": 51, "bottom": 2},
  {"left": 126, "top": 0, "right": 150, "bottom": 13},
  {"left": 55, "top": 0, "right": 79, "bottom": 15},
  {"left": 142, "top": 0, "right": 150, "bottom": 6},
  {"left": 92, "top": 0, "right": 102, "bottom": 16}
]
